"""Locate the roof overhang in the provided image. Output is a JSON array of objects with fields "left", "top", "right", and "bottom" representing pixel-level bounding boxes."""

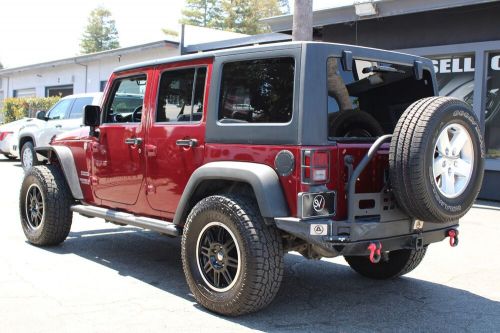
[
  {"left": 261, "top": 0, "right": 500, "bottom": 32},
  {"left": 0, "top": 40, "right": 179, "bottom": 76}
]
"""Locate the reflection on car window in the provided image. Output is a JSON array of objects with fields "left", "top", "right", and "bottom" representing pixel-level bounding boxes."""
[
  {"left": 69, "top": 97, "right": 93, "bottom": 119},
  {"left": 104, "top": 75, "right": 146, "bottom": 123},
  {"left": 47, "top": 99, "right": 73, "bottom": 120},
  {"left": 218, "top": 58, "right": 294, "bottom": 123},
  {"left": 327, "top": 57, "right": 431, "bottom": 139},
  {"left": 156, "top": 67, "right": 206, "bottom": 123}
]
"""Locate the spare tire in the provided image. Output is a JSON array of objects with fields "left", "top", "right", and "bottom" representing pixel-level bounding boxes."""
[
  {"left": 328, "top": 110, "right": 384, "bottom": 138},
  {"left": 389, "top": 96, "right": 485, "bottom": 223}
]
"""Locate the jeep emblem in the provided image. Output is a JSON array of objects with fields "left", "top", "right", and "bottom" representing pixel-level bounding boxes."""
[{"left": 312, "top": 195, "right": 325, "bottom": 212}]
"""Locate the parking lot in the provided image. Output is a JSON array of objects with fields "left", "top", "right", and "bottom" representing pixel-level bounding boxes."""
[{"left": 0, "top": 155, "right": 499, "bottom": 332}]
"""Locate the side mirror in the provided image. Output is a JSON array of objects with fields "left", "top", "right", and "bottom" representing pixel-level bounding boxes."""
[
  {"left": 83, "top": 105, "right": 101, "bottom": 127},
  {"left": 83, "top": 105, "right": 101, "bottom": 137},
  {"left": 36, "top": 110, "right": 47, "bottom": 120}
]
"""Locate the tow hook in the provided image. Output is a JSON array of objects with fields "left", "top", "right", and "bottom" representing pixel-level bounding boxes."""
[
  {"left": 447, "top": 229, "right": 459, "bottom": 247},
  {"left": 367, "top": 241, "right": 382, "bottom": 264}
]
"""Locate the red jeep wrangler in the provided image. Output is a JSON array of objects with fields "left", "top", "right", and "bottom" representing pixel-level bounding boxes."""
[{"left": 19, "top": 42, "right": 484, "bottom": 316}]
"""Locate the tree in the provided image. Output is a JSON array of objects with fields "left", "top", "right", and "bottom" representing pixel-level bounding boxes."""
[
  {"left": 161, "top": 28, "right": 179, "bottom": 37},
  {"left": 80, "top": 7, "right": 120, "bottom": 54},
  {"left": 180, "top": 0, "right": 283, "bottom": 34},
  {"left": 180, "top": 0, "right": 225, "bottom": 30}
]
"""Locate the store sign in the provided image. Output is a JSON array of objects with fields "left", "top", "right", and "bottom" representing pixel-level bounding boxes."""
[{"left": 432, "top": 55, "right": 500, "bottom": 73}]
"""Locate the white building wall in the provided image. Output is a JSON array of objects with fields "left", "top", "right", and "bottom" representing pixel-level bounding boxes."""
[{"left": 0, "top": 45, "right": 179, "bottom": 98}]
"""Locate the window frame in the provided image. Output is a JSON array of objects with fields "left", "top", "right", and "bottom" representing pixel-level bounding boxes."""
[
  {"left": 154, "top": 65, "right": 208, "bottom": 125},
  {"left": 101, "top": 73, "right": 148, "bottom": 125}
]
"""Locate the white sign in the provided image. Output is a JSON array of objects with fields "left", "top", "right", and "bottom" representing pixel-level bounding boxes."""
[{"left": 432, "top": 55, "right": 500, "bottom": 74}]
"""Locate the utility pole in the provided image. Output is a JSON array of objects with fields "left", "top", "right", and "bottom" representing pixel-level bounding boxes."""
[{"left": 292, "top": 0, "right": 313, "bottom": 41}]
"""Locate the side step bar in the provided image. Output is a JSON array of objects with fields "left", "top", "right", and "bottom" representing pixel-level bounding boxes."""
[{"left": 71, "top": 205, "right": 180, "bottom": 237}]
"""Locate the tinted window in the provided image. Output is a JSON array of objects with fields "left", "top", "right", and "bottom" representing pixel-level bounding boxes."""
[
  {"left": 218, "top": 58, "right": 294, "bottom": 123},
  {"left": 47, "top": 99, "right": 73, "bottom": 120},
  {"left": 156, "top": 67, "right": 206, "bottom": 123},
  {"left": 69, "top": 97, "right": 93, "bottom": 119},
  {"left": 327, "top": 57, "right": 433, "bottom": 139},
  {"left": 104, "top": 75, "right": 146, "bottom": 123}
]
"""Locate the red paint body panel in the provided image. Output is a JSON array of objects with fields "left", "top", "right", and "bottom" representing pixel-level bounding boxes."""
[{"left": 50, "top": 57, "right": 389, "bottom": 223}]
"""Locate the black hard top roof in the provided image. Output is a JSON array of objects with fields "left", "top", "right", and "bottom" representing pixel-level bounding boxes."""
[{"left": 113, "top": 41, "right": 432, "bottom": 74}]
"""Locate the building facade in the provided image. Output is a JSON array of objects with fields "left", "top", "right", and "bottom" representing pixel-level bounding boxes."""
[
  {"left": 262, "top": 0, "right": 500, "bottom": 200},
  {"left": 0, "top": 40, "right": 179, "bottom": 103}
]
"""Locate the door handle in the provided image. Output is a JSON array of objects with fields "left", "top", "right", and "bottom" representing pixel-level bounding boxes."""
[
  {"left": 176, "top": 138, "right": 198, "bottom": 147},
  {"left": 55, "top": 125, "right": 62, "bottom": 128},
  {"left": 125, "top": 137, "right": 143, "bottom": 145}
]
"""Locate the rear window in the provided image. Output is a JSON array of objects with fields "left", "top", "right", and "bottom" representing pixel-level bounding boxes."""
[
  {"left": 327, "top": 57, "right": 434, "bottom": 139},
  {"left": 218, "top": 57, "right": 294, "bottom": 124}
]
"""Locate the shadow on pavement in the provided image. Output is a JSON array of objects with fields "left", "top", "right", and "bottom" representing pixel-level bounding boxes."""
[{"left": 43, "top": 227, "right": 500, "bottom": 332}]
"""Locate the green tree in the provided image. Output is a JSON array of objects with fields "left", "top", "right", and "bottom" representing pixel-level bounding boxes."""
[
  {"left": 80, "top": 7, "right": 120, "bottom": 54},
  {"left": 180, "top": 0, "right": 225, "bottom": 30},
  {"left": 180, "top": 0, "right": 283, "bottom": 34},
  {"left": 161, "top": 28, "right": 179, "bottom": 37}
]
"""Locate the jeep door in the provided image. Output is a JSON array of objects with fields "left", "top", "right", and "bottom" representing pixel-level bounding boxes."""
[
  {"left": 91, "top": 72, "right": 150, "bottom": 206},
  {"left": 145, "top": 60, "right": 210, "bottom": 216}
]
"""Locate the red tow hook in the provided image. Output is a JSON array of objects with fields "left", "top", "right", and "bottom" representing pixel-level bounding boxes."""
[
  {"left": 447, "top": 229, "right": 459, "bottom": 247},
  {"left": 367, "top": 241, "right": 382, "bottom": 264}
]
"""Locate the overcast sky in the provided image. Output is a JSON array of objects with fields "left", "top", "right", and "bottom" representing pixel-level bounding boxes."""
[{"left": 0, "top": 0, "right": 357, "bottom": 68}]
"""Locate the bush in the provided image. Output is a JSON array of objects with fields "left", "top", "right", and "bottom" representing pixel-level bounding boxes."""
[{"left": 1, "top": 96, "right": 60, "bottom": 123}]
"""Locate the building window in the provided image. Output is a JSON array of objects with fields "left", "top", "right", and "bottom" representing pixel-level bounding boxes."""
[
  {"left": 485, "top": 52, "right": 500, "bottom": 159},
  {"left": 100, "top": 80, "right": 107, "bottom": 92},
  {"left": 13, "top": 88, "right": 36, "bottom": 98},
  {"left": 45, "top": 85, "right": 73, "bottom": 97},
  {"left": 431, "top": 54, "right": 476, "bottom": 109}
]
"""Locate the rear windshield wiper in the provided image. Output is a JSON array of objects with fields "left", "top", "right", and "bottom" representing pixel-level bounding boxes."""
[{"left": 362, "top": 65, "right": 406, "bottom": 74}]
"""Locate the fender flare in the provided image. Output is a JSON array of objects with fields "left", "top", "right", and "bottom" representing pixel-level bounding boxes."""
[
  {"left": 35, "top": 146, "right": 84, "bottom": 200},
  {"left": 18, "top": 134, "right": 37, "bottom": 148},
  {"left": 173, "top": 161, "right": 289, "bottom": 225}
]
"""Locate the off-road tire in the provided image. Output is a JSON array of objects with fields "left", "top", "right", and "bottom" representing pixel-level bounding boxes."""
[
  {"left": 3, "top": 154, "right": 17, "bottom": 160},
  {"left": 21, "top": 141, "right": 39, "bottom": 171},
  {"left": 19, "top": 165, "right": 73, "bottom": 246},
  {"left": 181, "top": 194, "right": 284, "bottom": 316},
  {"left": 345, "top": 247, "right": 427, "bottom": 279},
  {"left": 328, "top": 109, "right": 384, "bottom": 138},
  {"left": 389, "top": 97, "right": 484, "bottom": 222}
]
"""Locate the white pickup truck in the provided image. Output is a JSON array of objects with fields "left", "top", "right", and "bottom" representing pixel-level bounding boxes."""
[{"left": 18, "top": 93, "right": 102, "bottom": 170}]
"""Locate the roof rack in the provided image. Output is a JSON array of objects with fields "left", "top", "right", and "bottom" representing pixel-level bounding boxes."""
[{"left": 180, "top": 26, "right": 291, "bottom": 55}]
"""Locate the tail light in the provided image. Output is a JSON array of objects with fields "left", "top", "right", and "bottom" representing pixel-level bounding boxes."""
[
  {"left": 301, "top": 149, "right": 330, "bottom": 184},
  {"left": 0, "top": 132, "right": 13, "bottom": 141}
]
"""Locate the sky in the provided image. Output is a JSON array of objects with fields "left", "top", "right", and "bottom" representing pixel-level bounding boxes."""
[{"left": 0, "top": 0, "right": 359, "bottom": 68}]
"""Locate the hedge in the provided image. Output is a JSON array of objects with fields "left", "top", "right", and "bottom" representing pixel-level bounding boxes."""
[{"left": 1, "top": 96, "right": 61, "bottom": 123}]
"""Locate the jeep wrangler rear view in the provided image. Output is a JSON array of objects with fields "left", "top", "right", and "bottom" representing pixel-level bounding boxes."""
[{"left": 19, "top": 42, "right": 485, "bottom": 316}]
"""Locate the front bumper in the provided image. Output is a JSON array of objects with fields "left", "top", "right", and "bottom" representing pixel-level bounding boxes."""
[{"left": 275, "top": 216, "right": 458, "bottom": 257}]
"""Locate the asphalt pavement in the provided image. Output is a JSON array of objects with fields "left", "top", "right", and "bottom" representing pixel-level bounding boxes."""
[{"left": 0, "top": 156, "right": 499, "bottom": 332}]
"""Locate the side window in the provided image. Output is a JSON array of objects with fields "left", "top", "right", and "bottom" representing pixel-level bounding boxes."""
[
  {"left": 103, "top": 75, "right": 146, "bottom": 124},
  {"left": 69, "top": 97, "right": 93, "bottom": 119},
  {"left": 46, "top": 99, "right": 73, "bottom": 120},
  {"left": 156, "top": 67, "right": 207, "bottom": 123},
  {"left": 218, "top": 58, "right": 294, "bottom": 123}
]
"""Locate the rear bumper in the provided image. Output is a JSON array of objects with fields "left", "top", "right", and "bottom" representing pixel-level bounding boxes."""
[{"left": 275, "top": 216, "right": 458, "bottom": 257}]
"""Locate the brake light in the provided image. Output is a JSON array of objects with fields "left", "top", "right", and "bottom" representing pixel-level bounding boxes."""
[
  {"left": 0, "top": 132, "right": 13, "bottom": 141},
  {"left": 301, "top": 149, "right": 330, "bottom": 184}
]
